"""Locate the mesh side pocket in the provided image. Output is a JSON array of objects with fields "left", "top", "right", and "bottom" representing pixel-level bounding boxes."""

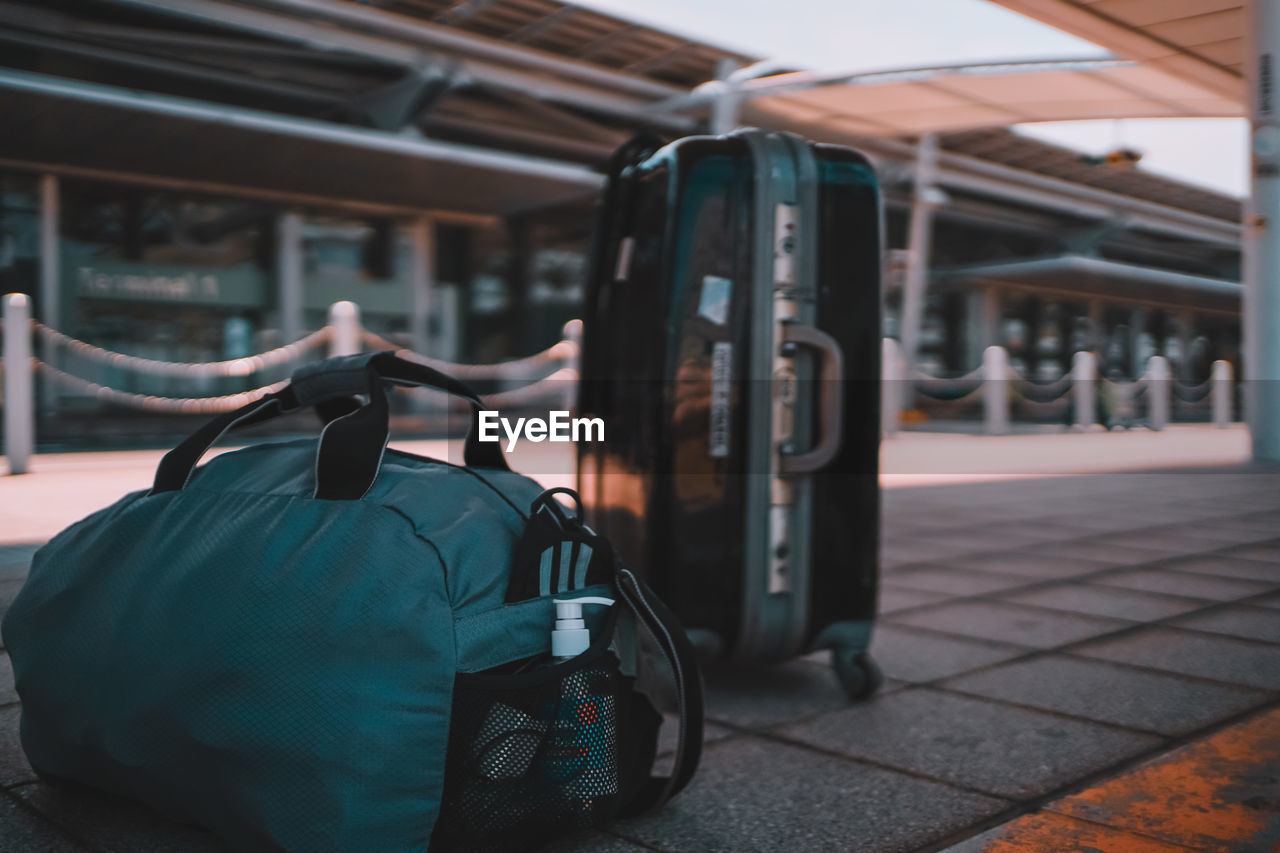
[{"left": 434, "top": 651, "right": 658, "bottom": 853}]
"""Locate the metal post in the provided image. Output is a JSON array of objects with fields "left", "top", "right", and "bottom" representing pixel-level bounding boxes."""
[
  {"left": 436, "top": 284, "right": 460, "bottom": 363},
  {"left": 38, "top": 174, "right": 58, "bottom": 415},
  {"left": 1072, "top": 350, "right": 1096, "bottom": 430},
  {"left": 1146, "top": 355, "right": 1169, "bottom": 431},
  {"left": 329, "top": 300, "right": 361, "bottom": 357},
  {"left": 1212, "top": 359, "right": 1233, "bottom": 428},
  {"left": 881, "top": 337, "right": 901, "bottom": 437},
  {"left": 562, "top": 318, "right": 582, "bottom": 413},
  {"left": 1087, "top": 299, "right": 1104, "bottom": 350},
  {"left": 277, "top": 211, "right": 303, "bottom": 344},
  {"left": 965, "top": 285, "right": 999, "bottom": 370},
  {"left": 983, "top": 345, "right": 1009, "bottom": 436},
  {"left": 3, "top": 293, "right": 34, "bottom": 474},
  {"left": 409, "top": 217, "right": 434, "bottom": 356},
  {"left": 1128, "top": 309, "right": 1146, "bottom": 379},
  {"left": 899, "top": 133, "right": 940, "bottom": 417},
  {"left": 1246, "top": 0, "right": 1280, "bottom": 460},
  {"left": 709, "top": 58, "right": 740, "bottom": 135},
  {"left": 1177, "top": 309, "right": 1196, "bottom": 382}
]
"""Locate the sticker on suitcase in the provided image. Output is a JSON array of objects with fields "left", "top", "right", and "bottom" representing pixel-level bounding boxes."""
[
  {"left": 709, "top": 342, "right": 732, "bottom": 458},
  {"left": 697, "top": 275, "right": 732, "bottom": 325}
]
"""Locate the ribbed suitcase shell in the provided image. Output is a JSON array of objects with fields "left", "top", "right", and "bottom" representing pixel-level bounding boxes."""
[{"left": 578, "top": 130, "right": 883, "bottom": 693}]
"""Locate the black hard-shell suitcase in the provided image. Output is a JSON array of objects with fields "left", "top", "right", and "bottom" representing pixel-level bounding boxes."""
[{"left": 577, "top": 130, "right": 884, "bottom": 697}]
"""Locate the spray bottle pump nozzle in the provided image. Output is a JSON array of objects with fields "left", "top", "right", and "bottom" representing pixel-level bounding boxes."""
[{"left": 551, "top": 596, "right": 615, "bottom": 659}]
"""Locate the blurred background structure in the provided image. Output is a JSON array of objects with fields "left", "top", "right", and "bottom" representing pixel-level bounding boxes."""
[{"left": 0, "top": 0, "right": 1261, "bottom": 450}]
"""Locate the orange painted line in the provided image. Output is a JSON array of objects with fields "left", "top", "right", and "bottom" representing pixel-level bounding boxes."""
[
  {"left": 968, "top": 811, "right": 1193, "bottom": 852},
  {"left": 1046, "top": 708, "right": 1280, "bottom": 851}
]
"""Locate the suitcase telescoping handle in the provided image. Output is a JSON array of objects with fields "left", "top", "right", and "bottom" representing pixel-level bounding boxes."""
[
  {"left": 778, "top": 322, "right": 845, "bottom": 476},
  {"left": 151, "top": 351, "right": 509, "bottom": 499}
]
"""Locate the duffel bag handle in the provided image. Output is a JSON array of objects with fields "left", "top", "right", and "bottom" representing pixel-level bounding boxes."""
[{"left": 151, "top": 351, "right": 508, "bottom": 498}]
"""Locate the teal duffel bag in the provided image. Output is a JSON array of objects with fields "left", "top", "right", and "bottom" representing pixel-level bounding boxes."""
[{"left": 1, "top": 352, "right": 703, "bottom": 851}]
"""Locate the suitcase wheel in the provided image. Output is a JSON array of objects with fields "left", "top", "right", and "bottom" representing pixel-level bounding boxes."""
[{"left": 832, "top": 649, "right": 883, "bottom": 700}]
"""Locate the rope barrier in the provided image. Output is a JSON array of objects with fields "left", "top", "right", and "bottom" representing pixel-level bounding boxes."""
[
  {"left": 1172, "top": 382, "right": 1213, "bottom": 404},
  {"left": 1011, "top": 394, "right": 1071, "bottom": 418},
  {"left": 913, "top": 375, "right": 984, "bottom": 401},
  {"left": 1007, "top": 371, "right": 1073, "bottom": 403},
  {"left": 33, "top": 321, "right": 331, "bottom": 378},
  {"left": 910, "top": 364, "right": 985, "bottom": 383},
  {"left": 397, "top": 366, "right": 578, "bottom": 408},
  {"left": 384, "top": 335, "right": 578, "bottom": 381},
  {"left": 917, "top": 385, "right": 985, "bottom": 408},
  {"left": 35, "top": 360, "right": 288, "bottom": 414}
]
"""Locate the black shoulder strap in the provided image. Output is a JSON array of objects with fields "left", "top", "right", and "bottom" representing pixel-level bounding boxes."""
[{"left": 615, "top": 567, "right": 704, "bottom": 813}]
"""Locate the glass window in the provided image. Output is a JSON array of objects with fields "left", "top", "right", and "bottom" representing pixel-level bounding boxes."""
[{"left": 0, "top": 172, "right": 38, "bottom": 303}]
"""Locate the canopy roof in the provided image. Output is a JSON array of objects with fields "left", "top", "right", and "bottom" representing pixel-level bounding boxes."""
[
  {"left": 937, "top": 254, "right": 1242, "bottom": 311},
  {"left": 984, "top": 0, "right": 1243, "bottom": 101},
  {"left": 744, "top": 57, "right": 1241, "bottom": 138},
  {"left": 0, "top": 69, "right": 603, "bottom": 217}
]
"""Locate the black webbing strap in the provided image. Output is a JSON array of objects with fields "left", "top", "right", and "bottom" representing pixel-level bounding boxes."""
[
  {"left": 616, "top": 567, "right": 705, "bottom": 815},
  {"left": 151, "top": 352, "right": 507, "bottom": 497}
]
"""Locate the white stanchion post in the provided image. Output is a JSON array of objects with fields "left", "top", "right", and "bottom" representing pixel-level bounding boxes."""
[
  {"left": 1147, "top": 355, "right": 1169, "bottom": 431},
  {"left": 562, "top": 318, "right": 582, "bottom": 413},
  {"left": 1212, "top": 360, "right": 1233, "bottom": 428},
  {"left": 3, "top": 293, "right": 34, "bottom": 475},
  {"left": 982, "top": 345, "right": 1008, "bottom": 436},
  {"left": 881, "top": 337, "right": 901, "bottom": 437},
  {"left": 1072, "top": 350, "right": 1096, "bottom": 431},
  {"left": 328, "top": 301, "right": 362, "bottom": 357}
]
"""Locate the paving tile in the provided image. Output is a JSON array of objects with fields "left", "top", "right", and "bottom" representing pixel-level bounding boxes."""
[
  {"left": 1224, "top": 541, "right": 1280, "bottom": 563},
  {"left": 656, "top": 715, "right": 735, "bottom": 758},
  {"left": 1089, "top": 568, "right": 1277, "bottom": 602},
  {"left": 1170, "top": 605, "right": 1280, "bottom": 644},
  {"left": 16, "top": 781, "right": 228, "bottom": 852},
  {"left": 941, "top": 810, "right": 1195, "bottom": 853},
  {"left": 1050, "top": 513, "right": 1168, "bottom": 533},
  {"left": 1047, "top": 709, "right": 1280, "bottom": 852},
  {"left": 0, "top": 559, "right": 30, "bottom": 584},
  {"left": 882, "top": 540, "right": 974, "bottom": 569},
  {"left": 888, "top": 601, "right": 1129, "bottom": 649},
  {"left": 777, "top": 688, "right": 1159, "bottom": 799},
  {"left": 701, "top": 660, "right": 852, "bottom": 729},
  {"left": 1157, "top": 524, "right": 1277, "bottom": 545},
  {"left": 617, "top": 736, "right": 1005, "bottom": 853},
  {"left": 1029, "top": 540, "right": 1163, "bottom": 566},
  {"left": 1156, "top": 554, "right": 1280, "bottom": 583},
  {"left": 1089, "top": 533, "right": 1223, "bottom": 559},
  {"left": 869, "top": 625, "right": 1027, "bottom": 684},
  {"left": 877, "top": 587, "right": 950, "bottom": 615},
  {"left": 542, "top": 830, "right": 652, "bottom": 852},
  {"left": 0, "top": 705, "right": 36, "bottom": 787},
  {"left": 0, "top": 577, "right": 23, "bottom": 625},
  {"left": 1075, "top": 627, "right": 1280, "bottom": 690},
  {"left": 0, "top": 652, "right": 15, "bottom": 706},
  {"left": 882, "top": 565, "right": 1033, "bottom": 596},
  {"left": 942, "top": 655, "right": 1268, "bottom": 736},
  {"left": 1000, "top": 583, "right": 1205, "bottom": 622},
  {"left": 0, "top": 790, "right": 92, "bottom": 852},
  {"left": 944, "top": 551, "right": 1113, "bottom": 580},
  {"left": 0, "top": 544, "right": 40, "bottom": 566}
]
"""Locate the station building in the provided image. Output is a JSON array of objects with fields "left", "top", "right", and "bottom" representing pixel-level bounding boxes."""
[{"left": 0, "top": 0, "right": 1243, "bottom": 441}]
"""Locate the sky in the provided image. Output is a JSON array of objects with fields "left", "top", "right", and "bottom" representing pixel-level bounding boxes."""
[{"left": 576, "top": 0, "right": 1249, "bottom": 198}]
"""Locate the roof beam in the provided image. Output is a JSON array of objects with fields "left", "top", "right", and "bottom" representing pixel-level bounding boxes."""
[{"left": 105, "top": 0, "right": 694, "bottom": 130}]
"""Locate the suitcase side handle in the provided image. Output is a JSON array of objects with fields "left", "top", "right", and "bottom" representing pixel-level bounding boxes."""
[{"left": 778, "top": 323, "right": 845, "bottom": 476}]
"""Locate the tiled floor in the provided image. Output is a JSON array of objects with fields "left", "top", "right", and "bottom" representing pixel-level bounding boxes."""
[{"left": 2, "top": 466, "right": 1280, "bottom": 851}]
